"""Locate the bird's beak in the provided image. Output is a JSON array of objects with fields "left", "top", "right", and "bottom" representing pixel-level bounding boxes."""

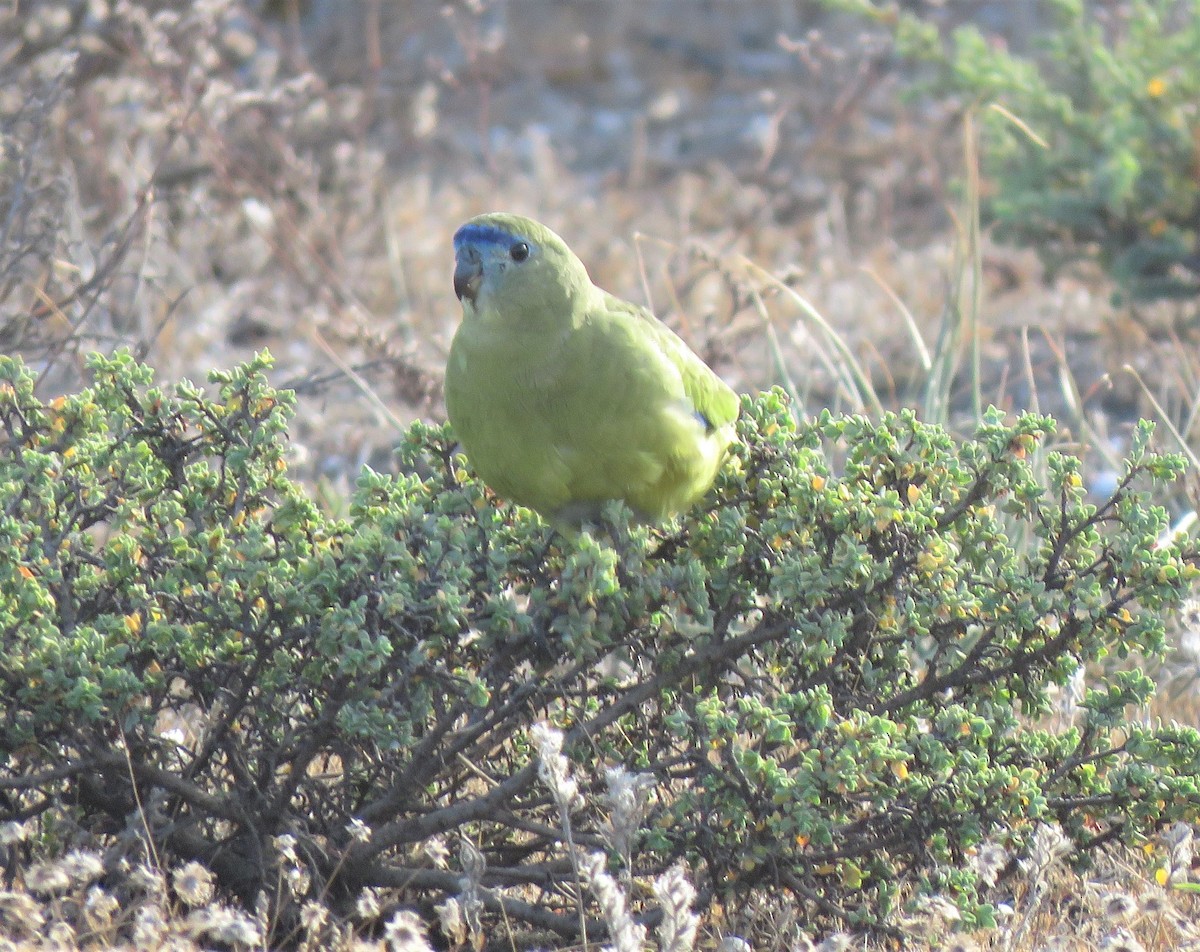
[{"left": 454, "top": 247, "right": 484, "bottom": 303}]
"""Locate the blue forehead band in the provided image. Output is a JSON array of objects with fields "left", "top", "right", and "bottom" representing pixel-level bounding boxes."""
[{"left": 454, "top": 223, "right": 520, "bottom": 249}]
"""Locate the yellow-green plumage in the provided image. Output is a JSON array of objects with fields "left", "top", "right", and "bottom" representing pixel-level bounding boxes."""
[{"left": 445, "top": 213, "right": 738, "bottom": 530}]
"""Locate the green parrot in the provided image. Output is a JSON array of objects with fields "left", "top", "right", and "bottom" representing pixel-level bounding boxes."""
[{"left": 445, "top": 212, "right": 739, "bottom": 531}]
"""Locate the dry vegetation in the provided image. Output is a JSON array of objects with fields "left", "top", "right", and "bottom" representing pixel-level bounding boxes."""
[{"left": 3, "top": 1, "right": 1200, "bottom": 949}]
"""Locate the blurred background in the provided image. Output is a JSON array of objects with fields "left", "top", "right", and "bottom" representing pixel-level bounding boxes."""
[{"left": 2, "top": 0, "right": 1197, "bottom": 497}]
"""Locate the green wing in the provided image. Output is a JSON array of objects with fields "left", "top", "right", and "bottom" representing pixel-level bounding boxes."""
[
  {"left": 539, "top": 292, "right": 738, "bottom": 525},
  {"left": 446, "top": 284, "right": 738, "bottom": 529},
  {"left": 605, "top": 292, "right": 739, "bottom": 435}
]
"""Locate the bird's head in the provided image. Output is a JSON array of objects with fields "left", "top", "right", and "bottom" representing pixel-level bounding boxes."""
[{"left": 452, "top": 213, "right": 592, "bottom": 324}]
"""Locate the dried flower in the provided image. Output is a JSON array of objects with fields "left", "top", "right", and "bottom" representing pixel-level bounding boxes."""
[
  {"left": 356, "top": 887, "right": 383, "bottom": 922},
  {"left": 435, "top": 897, "right": 465, "bottom": 945},
  {"left": 185, "top": 903, "right": 263, "bottom": 947},
  {"left": 1163, "top": 822, "right": 1194, "bottom": 882},
  {"left": 132, "top": 905, "right": 167, "bottom": 947},
  {"left": 0, "top": 823, "right": 30, "bottom": 847},
  {"left": 60, "top": 850, "right": 104, "bottom": 886},
  {"left": 24, "top": 862, "right": 71, "bottom": 896},
  {"left": 1099, "top": 928, "right": 1147, "bottom": 952},
  {"left": 531, "top": 722, "right": 581, "bottom": 813},
  {"left": 84, "top": 885, "right": 120, "bottom": 927},
  {"left": 579, "top": 852, "right": 645, "bottom": 952},
  {"left": 912, "top": 894, "right": 961, "bottom": 925},
  {"left": 1097, "top": 891, "right": 1138, "bottom": 923},
  {"left": 284, "top": 860, "right": 311, "bottom": 899},
  {"left": 274, "top": 833, "right": 299, "bottom": 864},
  {"left": 455, "top": 839, "right": 484, "bottom": 943},
  {"left": 970, "top": 841, "right": 1008, "bottom": 886},
  {"left": 601, "top": 766, "right": 655, "bottom": 868},
  {"left": 131, "top": 863, "right": 168, "bottom": 900},
  {"left": 300, "top": 900, "right": 328, "bottom": 935},
  {"left": 1020, "top": 823, "right": 1072, "bottom": 881},
  {"left": 47, "top": 921, "right": 76, "bottom": 948},
  {"left": 346, "top": 817, "right": 372, "bottom": 844},
  {"left": 654, "top": 863, "right": 698, "bottom": 952},
  {"left": 0, "top": 890, "right": 46, "bottom": 936},
  {"left": 1139, "top": 888, "right": 1172, "bottom": 917},
  {"left": 423, "top": 837, "right": 450, "bottom": 869},
  {"left": 383, "top": 909, "right": 434, "bottom": 952},
  {"left": 1164, "top": 903, "right": 1200, "bottom": 941},
  {"left": 172, "top": 860, "right": 216, "bottom": 907}
]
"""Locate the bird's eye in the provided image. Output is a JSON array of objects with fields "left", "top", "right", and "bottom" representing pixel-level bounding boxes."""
[{"left": 509, "top": 241, "right": 530, "bottom": 262}]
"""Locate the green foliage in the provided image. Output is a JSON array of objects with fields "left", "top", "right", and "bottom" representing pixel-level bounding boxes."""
[
  {"left": 2, "top": 354, "right": 1200, "bottom": 941},
  {"left": 825, "top": 0, "right": 1200, "bottom": 304}
]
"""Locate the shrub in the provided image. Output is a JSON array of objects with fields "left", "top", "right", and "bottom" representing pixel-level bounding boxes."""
[
  {"left": 823, "top": 0, "right": 1200, "bottom": 305},
  {"left": 2, "top": 352, "right": 1199, "bottom": 943}
]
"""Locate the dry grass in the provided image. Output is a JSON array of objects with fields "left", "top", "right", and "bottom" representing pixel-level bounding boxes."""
[{"left": 2, "top": 1, "right": 1199, "bottom": 948}]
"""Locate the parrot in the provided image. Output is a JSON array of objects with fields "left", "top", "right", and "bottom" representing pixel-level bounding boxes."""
[{"left": 444, "top": 212, "right": 739, "bottom": 532}]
